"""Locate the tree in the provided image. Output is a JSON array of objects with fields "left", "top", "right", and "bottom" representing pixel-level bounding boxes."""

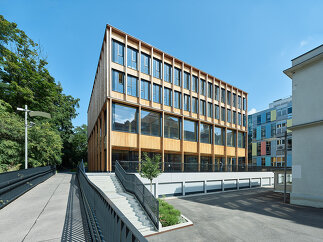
[{"left": 139, "top": 152, "right": 162, "bottom": 194}]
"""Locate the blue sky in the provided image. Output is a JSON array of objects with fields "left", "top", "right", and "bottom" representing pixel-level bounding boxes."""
[{"left": 2, "top": 0, "right": 323, "bottom": 126}]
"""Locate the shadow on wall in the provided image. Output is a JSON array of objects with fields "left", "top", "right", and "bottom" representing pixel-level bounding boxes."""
[
  {"left": 177, "top": 189, "right": 323, "bottom": 230},
  {"left": 61, "top": 174, "right": 90, "bottom": 241}
]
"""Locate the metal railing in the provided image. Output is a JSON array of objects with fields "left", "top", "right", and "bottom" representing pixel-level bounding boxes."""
[
  {"left": 77, "top": 162, "right": 147, "bottom": 242},
  {"left": 115, "top": 161, "right": 159, "bottom": 230},
  {"left": 0, "top": 165, "right": 56, "bottom": 209}
]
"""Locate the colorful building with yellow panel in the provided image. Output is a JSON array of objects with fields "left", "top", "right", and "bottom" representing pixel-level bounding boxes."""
[{"left": 248, "top": 96, "right": 292, "bottom": 167}]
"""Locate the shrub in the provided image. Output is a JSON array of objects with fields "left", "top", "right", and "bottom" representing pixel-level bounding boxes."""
[{"left": 158, "top": 199, "right": 181, "bottom": 227}]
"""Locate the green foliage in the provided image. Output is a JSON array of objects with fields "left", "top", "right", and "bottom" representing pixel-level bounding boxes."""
[
  {"left": 0, "top": 15, "right": 85, "bottom": 169},
  {"left": 139, "top": 152, "right": 162, "bottom": 192},
  {"left": 158, "top": 199, "right": 181, "bottom": 227}
]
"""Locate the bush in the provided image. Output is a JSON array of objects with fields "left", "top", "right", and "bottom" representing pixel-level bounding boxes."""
[{"left": 158, "top": 199, "right": 181, "bottom": 227}]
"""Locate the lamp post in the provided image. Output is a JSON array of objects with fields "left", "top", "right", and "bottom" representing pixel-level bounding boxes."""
[{"left": 17, "top": 105, "right": 51, "bottom": 169}]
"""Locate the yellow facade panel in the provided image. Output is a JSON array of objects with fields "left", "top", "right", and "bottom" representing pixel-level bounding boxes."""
[
  {"left": 252, "top": 143, "right": 257, "bottom": 156},
  {"left": 271, "top": 110, "right": 276, "bottom": 121},
  {"left": 141, "top": 135, "right": 161, "bottom": 150}
]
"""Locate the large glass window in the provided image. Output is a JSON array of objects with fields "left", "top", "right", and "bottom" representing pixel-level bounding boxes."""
[
  {"left": 184, "top": 94, "right": 190, "bottom": 111},
  {"left": 200, "top": 123, "right": 212, "bottom": 144},
  {"left": 141, "top": 110, "right": 161, "bottom": 137},
  {"left": 238, "top": 95, "right": 242, "bottom": 109},
  {"left": 141, "top": 79, "right": 150, "bottom": 100},
  {"left": 215, "top": 85, "right": 219, "bottom": 100},
  {"left": 192, "top": 75, "right": 198, "bottom": 93},
  {"left": 221, "top": 88, "right": 226, "bottom": 103},
  {"left": 227, "top": 91, "right": 231, "bottom": 105},
  {"left": 112, "top": 40, "right": 124, "bottom": 65},
  {"left": 192, "top": 97, "right": 198, "bottom": 114},
  {"left": 200, "top": 79, "right": 206, "bottom": 96},
  {"left": 174, "top": 68, "right": 181, "bottom": 86},
  {"left": 112, "top": 69, "right": 124, "bottom": 93},
  {"left": 127, "top": 75, "right": 137, "bottom": 97},
  {"left": 184, "top": 72, "right": 190, "bottom": 90},
  {"left": 153, "top": 58, "right": 161, "bottom": 79},
  {"left": 200, "top": 100, "right": 206, "bottom": 116},
  {"left": 243, "top": 97, "right": 246, "bottom": 110},
  {"left": 164, "top": 154, "right": 182, "bottom": 172},
  {"left": 214, "top": 127, "right": 224, "bottom": 145},
  {"left": 141, "top": 53, "right": 150, "bottom": 74},
  {"left": 221, "top": 107, "right": 226, "bottom": 121},
  {"left": 227, "top": 109, "right": 231, "bottom": 123},
  {"left": 164, "top": 88, "right": 172, "bottom": 106},
  {"left": 243, "top": 114, "right": 246, "bottom": 127},
  {"left": 238, "top": 113, "right": 242, "bottom": 125},
  {"left": 215, "top": 105, "right": 219, "bottom": 119},
  {"left": 238, "top": 132, "right": 245, "bottom": 148},
  {"left": 208, "top": 82, "right": 213, "bottom": 98},
  {"left": 184, "top": 119, "right": 198, "bottom": 142},
  {"left": 227, "top": 129, "right": 236, "bottom": 147},
  {"left": 164, "top": 63, "right": 172, "bottom": 83},
  {"left": 233, "top": 111, "right": 236, "bottom": 124},
  {"left": 127, "top": 47, "right": 138, "bottom": 70},
  {"left": 233, "top": 93, "right": 237, "bottom": 108},
  {"left": 174, "top": 91, "right": 181, "bottom": 109},
  {"left": 112, "top": 103, "right": 137, "bottom": 133},
  {"left": 164, "top": 115, "right": 181, "bottom": 139},
  {"left": 184, "top": 155, "right": 198, "bottom": 172},
  {"left": 153, "top": 84, "right": 162, "bottom": 103},
  {"left": 207, "top": 102, "right": 213, "bottom": 118}
]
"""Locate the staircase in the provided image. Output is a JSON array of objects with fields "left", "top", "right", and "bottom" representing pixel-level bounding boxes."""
[{"left": 87, "top": 173, "right": 156, "bottom": 236}]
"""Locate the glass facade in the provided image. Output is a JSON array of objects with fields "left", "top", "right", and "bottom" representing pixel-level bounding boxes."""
[
  {"left": 200, "top": 100, "right": 206, "bottom": 116},
  {"left": 227, "top": 91, "right": 231, "bottom": 105},
  {"left": 207, "top": 102, "right": 213, "bottom": 118},
  {"left": 215, "top": 105, "right": 219, "bottom": 119},
  {"left": 164, "top": 115, "right": 181, "bottom": 139},
  {"left": 112, "top": 40, "right": 124, "bottom": 65},
  {"left": 214, "top": 85, "right": 219, "bottom": 100},
  {"left": 153, "top": 58, "right": 161, "bottom": 79},
  {"left": 164, "top": 63, "right": 172, "bottom": 83},
  {"left": 227, "top": 129, "right": 236, "bottom": 147},
  {"left": 221, "top": 107, "right": 225, "bottom": 121},
  {"left": 214, "top": 127, "right": 224, "bottom": 145},
  {"left": 174, "top": 68, "right": 181, "bottom": 86},
  {"left": 127, "top": 47, "right": 137, "bottom": 70},
  {"left": 200, "top": 123, "right": 212, "bottom": 144},
  {"left": 227, "top": 109, "right": 231, "bottom": 123},
  {"left": 200, "top": 79, "right": 206, "bottom": 96},
  {"left": 112, "top": 69, "right": 124, "bottom": 93},
  {"left": 174, "top": 91, "right": 181, "bottom": 109},
  {"left": 184, "top": 119, "right": 198, "bottom": 142},
  {"left": 164, "top": 88, "right": 172, "bottom": 106},
  {"left": 184, "top": 72, "right": 190, "bottom": 90},
  {"left": 141, "top": 79, "right": 150, "bottom": 100},
  {"left": 153, "top": 84, "right": 162, "bottom": 103},
  {"left": 208, "top": 82, "right": 213, "bottom": 98},
  {"left": 233, "top": 111, "right": 236, "bottom": 124},
  {"left": 184, "top": 155, "right": 198, "bottom": 172},
  {"left": 112, "top": 103, "right": 137, "bottom": 133},
  {"left": 184, "top": 94, "right": 190, "bottom": 111},
  {"left": 141, "top": 53, "right": 150, "bottom": 74},
  {"left": 221, "top": 88, "right": 226, "bottom": 103},
  {"left": 192, "top": 75, "right": 198, "bottom": 93},
  {"left": 192, "top": 97, "right": 198, "bottom": 114},
  {"left": 141, "top": 110, "right": 161, "bottom": 137},
  {"left": 127, "top": 75, "right": 137, "bottom": 97}
]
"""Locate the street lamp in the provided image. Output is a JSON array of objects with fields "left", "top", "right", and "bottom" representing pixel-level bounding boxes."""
[{"left": 17, "top": 105, "right": 51, "bottom": 169}]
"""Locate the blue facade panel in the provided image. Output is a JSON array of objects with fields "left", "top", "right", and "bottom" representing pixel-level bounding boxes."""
[
  {"left": 265, "top": 124, "right": 271, "bottom": 139},
  {"left": 261, "top": 112, "right": 266, "bottom": 124},
  {"left": 265, "top": 156, "right": 271, "bottom": 166},
  {"left": 271, "top": 140, "right": 276, "bottom": 157},
  {"left": 257, "top": 157, "right": 262, "bottom": 166},
  {"left": 287, "top": 154, "right": 292, "bottom": 166},
  {"left": 256, "top": 126, "right": 261, "bottom": 140}
]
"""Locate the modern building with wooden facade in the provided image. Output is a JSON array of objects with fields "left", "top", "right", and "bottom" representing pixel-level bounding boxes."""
[{"left": 87, "top": 24, "right": 248, "bottom": 172}]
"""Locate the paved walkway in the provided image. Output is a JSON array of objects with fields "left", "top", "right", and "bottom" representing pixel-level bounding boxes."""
[
  {"left": 149, "top": 188, "right": 323, "bottom": 242},
  {"left": 0, "top": 173, "right": 87, "bottom": 242}
]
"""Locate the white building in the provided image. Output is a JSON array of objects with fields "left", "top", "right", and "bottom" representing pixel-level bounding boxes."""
[{"left": 284, "top": 44, "right": 323, "bottom": 208}]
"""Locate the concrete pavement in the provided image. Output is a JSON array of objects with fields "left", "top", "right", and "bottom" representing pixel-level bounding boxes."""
[
  {"left": 0, "top": 173, "right": 86, "bottom": 242},
  {"left": 148, "top": 188, "right": 323, "bottom": 242}
]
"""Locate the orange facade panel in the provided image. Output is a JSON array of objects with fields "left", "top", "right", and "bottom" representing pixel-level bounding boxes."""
[{"left": 111, "top": 131, "right": 138, "bottom": 148}]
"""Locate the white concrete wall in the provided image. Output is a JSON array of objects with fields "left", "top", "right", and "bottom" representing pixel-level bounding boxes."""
[
  {"left": 135, "top": 172, "right": 274, "bottom": 197},
  {"left": 291, "top": 54, "right": 323, "bottom": 208}
]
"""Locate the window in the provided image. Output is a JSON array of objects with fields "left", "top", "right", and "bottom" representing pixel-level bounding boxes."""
[
  {"left": 164, "top": 115, "right": 181, "bottom": 139},
  {"left": 127, "top": 75, "right": 137, "bottom": 97},
  {"left": 271, "top": 123, "right": 276, "bottom": 137},
  {"left": 243, "top": 97, "right": 246, "bottom": 110},
  {"left": 257, "top": 115, "right": 261, "bottom": 125},
  {"left": 184, "top": 119, "right": 198, "bottom": 142},
  {"left": 221, "top": 107, "right": 226, "bottom": 121},
  {"left": 141, "top": 110, "right": 161, "bottom": 137},
  {"left": 238, "top": 112, "right": 241, "bottom": 125},
  {"left": 288, "top": 107, "right": 292, "bottom": 114},
  {"left": 227, "top": 129, "right": 236, "bottom": 147},
  {"left": 200, "top": 79, "right": 206, "bottom": 95},
  {"left": 214, "top": 85, "right": 219, "bottom": 100},
  {"left": 266, "top": 112, "right": 271, "bottom": 122},
  {"left": 174, "top": 68, "right": 181, "bottom": 86},
  {"left": 227, "top": 109, "right": 231, "bottom": 123},
  {"left": 208, "top": 82, "right": 213, "bottom": 98},
  {"left": 141, "top": 79, "right": 150, "bottom": 100},
  {"left": 153, "top": 58, "right": 161, "bottom": 79},
  {"left": 215, "top": 105, "right": 219, "bottom": 119},
  {"left": 227, "top": 91, "right": 231, "bottom": 105},
  {"left": 207, "top": 102, "right": 213, "bottom": 118},
  {"left": 257, "top": 142, "right": 261, "bottom": 156},
  {"left": 164, "top": 63, "right": 172, "bottom": 83},
  {"left": 261, "top": 126, "right": 265, "bottom": 138},
  {"left": 184, "top": 72, "right": 190, "bottom": 90},
  {"left": 164, "top": 88, "right": 172, "bottom": 106},
  {"left": 112, "top": 40, "right": 124, "bottom": 65},
  {"left": 266, "top": 141, "right": 271, "bottom": 155},
  {"left": 200, "top": 100, "right": 206, "bottom": 116},
  {"left": 112, "top": 103, "right": 137, "bottom": 133},
  {"left": 112, "top": 69, "right": 124, "bottom": 93},
  {"left": 153, "top": 84, "right": 162, "bottom": 103},
  {"left": 233, "top": 93, "right": 236, "bottom": 108},
  {"left": 200, "top": 123, "right": 212, "bottom": 144},
  {"left": 184, "top": 94, "right": 190, "bottom": 111},
  {"left": 238, "top": 95, "right": 242, "bottom": 109},
  {"left": 127, "top": 47, "right": 137, "bottom": 70},
  {"left": 233, "top": 111, "right": 236, "bottom": 124},
  {"left": 192, "top": 76, "right": 198, "bottom": 93},
  {"left": 221, "top": 88, "right": 226, "bottom": 103},
  {"left": 174, "top": 91, "right": 181, "bottom": 109},
  {"left": 192, "top": 97, "right": 198, "bottom": 114},
  {"left": 243, "top": 114, "right": 246, "bottom": 127},
  {"left": 238, "top": 132, "right": 245, "bottom": 148},
  {"left": 214, "top": 127, "right": 224, "bottom": 145},
  {"left": 141, "top": 53, "right": 150, "bottom": 74}
]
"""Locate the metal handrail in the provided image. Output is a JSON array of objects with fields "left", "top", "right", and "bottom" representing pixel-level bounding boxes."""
[
  {"left": 77, "top": 161, "right": 147, "bottom": 242},
  {"left": 115, "top": 161, "right": 159, "bottom": 230}
]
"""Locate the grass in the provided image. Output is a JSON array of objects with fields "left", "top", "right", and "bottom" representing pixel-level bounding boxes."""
[{"left": 158, "top": 198, "right": 181, "bottom": 227}]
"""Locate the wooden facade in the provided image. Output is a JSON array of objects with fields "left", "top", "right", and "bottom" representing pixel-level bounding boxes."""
[{"left": 88, "top": 25, "right": 248, "bottom": 172}]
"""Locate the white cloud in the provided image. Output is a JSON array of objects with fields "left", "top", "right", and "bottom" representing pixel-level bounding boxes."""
[
  {"left": 248, "top": 108, "right": 257, "bottom": 115},
  {"left": 300, "top": 40, "right": 308, "bottom": 47}
]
